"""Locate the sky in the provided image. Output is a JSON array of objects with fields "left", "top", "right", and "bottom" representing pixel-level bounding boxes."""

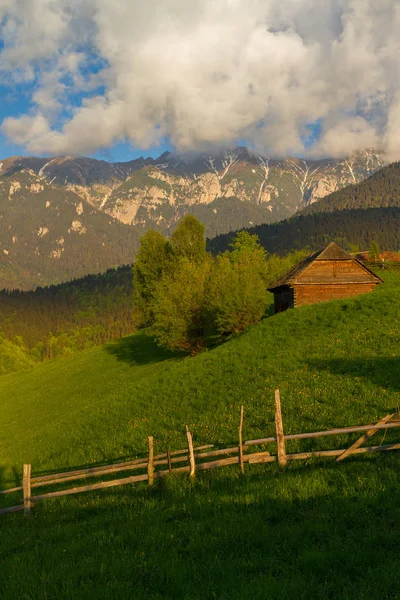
[{"left": 0, "top": 0, "right": 399, "bottom": 162}]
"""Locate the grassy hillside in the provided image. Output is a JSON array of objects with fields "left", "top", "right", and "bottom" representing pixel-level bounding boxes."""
[{"left": 2, "top": 273, "right": 400, "bottom": 599}]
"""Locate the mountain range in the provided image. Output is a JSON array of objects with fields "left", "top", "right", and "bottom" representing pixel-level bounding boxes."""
[{"left": 0, "top": 148, "right": 390, "bottom": 289}]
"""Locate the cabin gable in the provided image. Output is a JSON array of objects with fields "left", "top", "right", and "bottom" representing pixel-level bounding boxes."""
[{"left": 293, "top": 259, "right": 380, "bottom": 285}]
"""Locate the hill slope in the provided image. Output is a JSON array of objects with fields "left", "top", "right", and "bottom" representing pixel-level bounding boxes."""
[
  {"left": 2, "top": 274, "right": 400, "bottom": 599},
  {"left": 302, "top": 161, "right": 400, "bottom": 215},
  {"left": 0, "top": 168, "right": 140, "bottom": 289},
  {"left": 2, "top": 273, "right": 400, "bottom": 470},
  {"left": 0, "top": 273, "right": 400, "bottom": 600},
  {"left": 209, "top": 206, "right": 400, "bottom": 256}
]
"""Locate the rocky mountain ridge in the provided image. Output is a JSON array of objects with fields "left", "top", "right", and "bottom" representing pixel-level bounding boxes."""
[
  {"left": 0, "top": 147, "right": 387, "bottom": 289},
  {"left": 0, "top": 148, "right": 385, "bottom": 236}
]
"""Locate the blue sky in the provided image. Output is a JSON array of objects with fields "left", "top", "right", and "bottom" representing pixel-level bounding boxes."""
[{"left": 0, "top": 82, "right": 174, "bottom": 161}]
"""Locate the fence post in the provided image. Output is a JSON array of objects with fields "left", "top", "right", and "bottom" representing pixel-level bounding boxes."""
[
  {"left": 186, "top": 426, "right": 196, "bottom": 478},
  {"left": 167, "top": 449, "right": 172, "bottom": 474},
  {"left": 239, "top": 405, "right": 245, "bottom": 474},
  {"left": 23, "top": 464, "right": 32, "bottom": 517},
  {"left": 147, "top": 436, "right": 154, "bottom": 486},
  {"left": 275, "top": 389, "right": 287, "bottom": 466}
]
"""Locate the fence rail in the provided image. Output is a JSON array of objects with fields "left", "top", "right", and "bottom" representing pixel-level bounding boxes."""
[{"left": 1, "top": 390, "right": 400, "bottom": 517}]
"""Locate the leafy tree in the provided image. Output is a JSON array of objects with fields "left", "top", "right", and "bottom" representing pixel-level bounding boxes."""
[
  {"left": 206, "top": 232, "right": 269, "bottom": 335},
  {"left": 369, "top": 240, "right": 380, "bottom": 262},
  {"left": 133, "top": 230, "right": 174, "bottom": 326},
  {"left": 171, "top": 215, "right": 207, "bottom": 262},
  {"left": 150, "top": 257, "right": 211, "bottom": 353}
]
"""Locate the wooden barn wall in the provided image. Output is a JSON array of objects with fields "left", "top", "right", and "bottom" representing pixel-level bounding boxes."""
[
  {"left": 296, "top": 260, "right": 376, "bottom": 284},
  {"left": 294, "top": 283, "right": 377, "bottom": 307}
]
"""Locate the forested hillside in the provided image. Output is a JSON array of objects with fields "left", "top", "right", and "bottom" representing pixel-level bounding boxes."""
[
  {"left": 302, "top": 162, "right": 400, "bottom": 215},
  {"left": 0, "top": 266, "right": 134, "bottom": 369},
  {"left": 0, "top": 168, "right": 140, "bottom": 290},
  {"left": 209, "top": 207, "right": 400, "bottom": 256}
]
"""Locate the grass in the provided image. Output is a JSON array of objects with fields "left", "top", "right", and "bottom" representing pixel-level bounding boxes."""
[{"left": 2, "top": 271, "right": 400, "bottom": 599}]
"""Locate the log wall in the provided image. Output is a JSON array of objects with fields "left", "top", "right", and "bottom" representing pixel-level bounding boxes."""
[{"left": 293, "top": 283, "right": 377, "bottom": 307}]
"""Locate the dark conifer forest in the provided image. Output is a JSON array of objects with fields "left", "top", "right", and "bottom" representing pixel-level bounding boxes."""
[
  {"left": 209, "top": 207, "right": 400, "bottom": 255},
  {"left": 302, "top": 162, "right": 400, "bottom": 215}
]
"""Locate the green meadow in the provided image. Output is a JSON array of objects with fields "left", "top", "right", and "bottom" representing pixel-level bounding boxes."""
[{"left": 1, "top": 271, "right": 400, "bottom": 599}]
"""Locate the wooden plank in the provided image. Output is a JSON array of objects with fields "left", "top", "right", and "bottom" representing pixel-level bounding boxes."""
[
  {"left": 245, "top": 421, "right": 400, "bottom": 446},
  {"left": 147, "top": 436, "right": 154, "bottom": 486},
  {"left": 32, "top": 462, "right": 148, "bottom": 488},
  {"left": 286, "top": 443, "right": 400, "bottom": 461},
  {"left": 0, "top": 485, "right": 23, "bottom": 496},
  {"left": 239, "top": 405, "right": 244, "bottom": 474},
  {"left": 0, "top": 504, "right": 25, "bottom": 515},
  {"left": 24, "top": 449, "right": 235, "bottom": 491},
  {"left": 275, "top": 389, "right": 287, "bottom": 466},
  {"left": 194, "top": 447, "right": 239, "bottom": 459},
  {"left": 23, "top": 464, "right": 32, "bottom": 517},
  {"left": 33, "top": 473, "right": 149, "bottom": 501},
  {"left": 31, "top": 445, "right": 214, "bottom": 484},
  {"left": 247, "top": 451, "right": 274, "bottom": 464},
  {"left": 32, "top": 456, "right": 154, "bottom": 483},
  {"left": 186, "top": 426, "right": 196, "bottom": 478},
  {"left": 244, "top": 435, "right": 276, "bottom": 446},
  {"left": 336, "top": 413, "right": 395, "bottom": 462},
  {"left": 197, "top": 456, "right": 240, "bottom": 470}
]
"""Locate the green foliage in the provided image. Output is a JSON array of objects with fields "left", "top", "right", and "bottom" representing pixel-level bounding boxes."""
[
  {"left": 0, "top": 333, "right": 35, "bottom": 374},
  {"left": 132, "top": 230, "right": 174, "bottom": 326},
  {"left": 0, "top": 266, "right": 135, "bottom": 373},
  {"left": 369, "top": 240, "right": 380, "bottom": 261},
  {"left": 229, "top": 230, "right": 265, "bottom": 255},
  {"left": 206, "top": 233, "right": 269, "bottom": 334},
  {"left": 170, "top": 215, "right": 207, "bottom": 262},
  {"left": 150, "top": 257, "right": 212, "bottom": 353},
  {"left": 136, "top": 219, "right": 312, "bottom": 351}
]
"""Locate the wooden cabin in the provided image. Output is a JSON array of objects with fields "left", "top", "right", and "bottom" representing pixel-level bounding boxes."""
[{"left": 268, "top": 242, "right": 383, "bottom": 313}]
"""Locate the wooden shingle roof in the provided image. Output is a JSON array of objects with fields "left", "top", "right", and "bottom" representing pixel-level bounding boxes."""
[{"left": 268, "top": 242, "right": 383, "bottom": 290}]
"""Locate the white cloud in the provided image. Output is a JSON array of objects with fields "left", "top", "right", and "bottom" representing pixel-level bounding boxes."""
[{"left": 0, "top": 0, "right": 400, "bottom": 158}]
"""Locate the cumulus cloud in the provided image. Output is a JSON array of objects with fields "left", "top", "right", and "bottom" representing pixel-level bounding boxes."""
[{"left": 1, "top": 0, "right": 400, "bottom": 158}]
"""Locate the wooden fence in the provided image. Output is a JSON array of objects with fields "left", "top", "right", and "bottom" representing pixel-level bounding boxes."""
[{"left": 1, "top": 389, "right": 400, "bottom": 517}]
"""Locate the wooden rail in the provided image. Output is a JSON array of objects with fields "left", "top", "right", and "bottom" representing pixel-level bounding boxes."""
[{"left": 1, "top": 391, "right": 399, "bottom": 517}]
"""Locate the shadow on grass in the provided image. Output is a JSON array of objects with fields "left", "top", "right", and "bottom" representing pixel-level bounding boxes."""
[
  {"left": 2, "top": 459, "right": 400, "bottom": 599},
  {"left": 104, "top": 330, "right": 186, "bottom": 366},
  {"left": 308, "top": 356, "right": 400, "bottom": 394}
]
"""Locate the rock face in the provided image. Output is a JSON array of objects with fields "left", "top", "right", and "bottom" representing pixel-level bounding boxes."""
[
  {"left": 0, "top": 148, "right": 385, "bottom": 238},
  {"left": 0, "top": 168, "right": 140, "bottom": 290},
  {"left": 0, "top": 147, "right": 386, "bottom": 289}
]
